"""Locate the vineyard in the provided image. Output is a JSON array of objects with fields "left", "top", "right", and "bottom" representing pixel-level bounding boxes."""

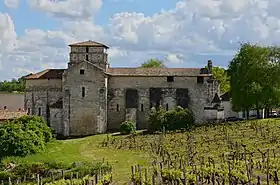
[{"left": 101, "top": 119, "right": 280, "bottom": 184}]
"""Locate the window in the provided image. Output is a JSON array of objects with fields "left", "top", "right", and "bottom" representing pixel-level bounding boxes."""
[
  {"left": 141, "top": 104, "right": 144, "bottom": 112},
  {"left": 167, "top": 76, "right": 174, "bottom": 82},
  {"left": 82, "top": 87, "right": 85, "bottom": 98},
  {"left": 85, "top": 54, "right": 88, "bottom": 61},
  {"left": 197, "top": 76, "right": 204, "bottom": 84},
  {"left": 80, "top": 69, "right": 85, "bottom": 74},
  {"left": 86, "top": 47, "right": 89, "bottom": 53},
  {"left": 165, "top": 103, "right": 169, "bottom": 111},
  {"left": 116, "top": 104, "right": 119, "bottom": 112},
  {"left": 38, "top": 107, "right": 41, "bottom": 116}
]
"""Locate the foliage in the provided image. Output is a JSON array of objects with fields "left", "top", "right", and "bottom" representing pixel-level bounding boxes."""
[
  {"left": 140, "top": 58, "right": 166, "bottom": 68},
  {"left": 0, "top": 115, "right": 53, "bottom": 158},
  {"left": 148, "top": 106, "right": 194, "bottom": 132},
  {"left": 0, "top": 160, "right": 112, "bottom": 183},
  {"left": 212, "top": 66, "right": 230, "bottom": 93},
  {"left": 0, "top": 75, "right": 29, "bottom": 92},
  {"left": 120, "top": 120, "right": 135, "bottom": 135},
  {"left": 228, "top": 43, "right": 280, "bottom": 116}
]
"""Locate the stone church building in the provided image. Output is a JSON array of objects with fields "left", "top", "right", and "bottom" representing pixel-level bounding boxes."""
[{"left": 24, "top": 40, "right": 222, "bottom": 137}]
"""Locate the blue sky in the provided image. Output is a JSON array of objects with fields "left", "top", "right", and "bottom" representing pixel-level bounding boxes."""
[{"left": 0, "top": 0, "right": 279, "bottom": 80}]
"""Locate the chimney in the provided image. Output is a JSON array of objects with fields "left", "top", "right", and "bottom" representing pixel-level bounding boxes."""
[{"left": 207, "top": 60, "right": 213, "bottom": 73}]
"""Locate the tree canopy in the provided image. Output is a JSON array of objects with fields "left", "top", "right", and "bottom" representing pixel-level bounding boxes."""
[
  {"left": 228, "top": 43, "right": 280, "bottom": 118},
  {"left": 0, "top": 76, "right": 26, "bottom": 92},
  {"left": 211, "top": 67, "right": 230, "bottom": 94},
  {"left": 140, "top": 58, "right": 166, "bottom": 68}
]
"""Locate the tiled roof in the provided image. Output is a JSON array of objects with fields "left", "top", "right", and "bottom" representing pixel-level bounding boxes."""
[
  {"left": 107, "top": 67, "right": 211, "bottom": 77},
  {"left": 68, "top": 40, "right": 109, "bottom": 49},
  {"left": 0, "top": 110, "right": 27, "bottom": 121},
  {"left": 25, "top": 69, "right": 65, "bottom": 80},
  {"left": 25, "top": 67, "right": 211, "bottom": 79}
]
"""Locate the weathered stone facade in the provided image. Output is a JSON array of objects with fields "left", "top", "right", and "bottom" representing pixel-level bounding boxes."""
[{"left": 24, "top": 40, "right": 222, "bottom": 137}]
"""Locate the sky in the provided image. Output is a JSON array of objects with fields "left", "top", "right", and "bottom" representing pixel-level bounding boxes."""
[{"left": 0, "top": 0, "right": 280, "bottom": 80}]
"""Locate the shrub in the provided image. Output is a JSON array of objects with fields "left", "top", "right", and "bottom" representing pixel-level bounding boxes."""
[
  {"left": 148, "top": 106, "right": 195, "bottom": 132},
  {"left": 120, "top": 120, "right": 135, "bottom": 135},
  {"left": 0, "top": 115, "right": 53, "bottom": 158}
]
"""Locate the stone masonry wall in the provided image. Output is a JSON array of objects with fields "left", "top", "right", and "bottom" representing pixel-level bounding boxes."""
[
  {"left": 107, "top": 75, "right": 211, "bottom": 129},
  {"left": 62, "top": 61, "right": 107, "bottom": 136},
  {"left": 24, "top": 79, "right": 63, "bottom": 126}
]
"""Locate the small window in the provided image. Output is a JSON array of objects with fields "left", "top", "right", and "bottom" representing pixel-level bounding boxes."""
[
  {"left": 165, "top": 103, "right": 169, "bottom": 111},
  {"left": 197, "top": 76, "right": 204, "bottom": 83},
  {"left": 86, "top": 47, "right": 89, "bottom": 53},
  {"left": 116, "top": 104, "right": 119, "bottom": 112},
  {"left": 38, "top": 107, "right": 41, "bottom": 116},
  {"left": 167, "top": 76, "right": 174, "bottom": 82},
  {"left": 82, "top": 87, "right": 85, "bottom": 97},
  {"left": 85, "top": 54, "right": 88, "bottom": 61},
  {"left": 141, "top": 104, "right": 144, "bottom": 112},
  {"left": 80, "top": 69, "right": 85, "bottom": 74}
]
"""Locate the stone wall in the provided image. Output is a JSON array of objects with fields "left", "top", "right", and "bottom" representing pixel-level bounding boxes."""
[
  {"left": 107, "top": 75, "right": 214, "bottom": 129},
  {"left": 50, "top": 108, "right": 63, "bottom": 134},
  {"left": 62, "top": 61, "right": 107, "bottom": 136},
  {"left": 24, "top": 81, "right": 62, "bottom": 123}
]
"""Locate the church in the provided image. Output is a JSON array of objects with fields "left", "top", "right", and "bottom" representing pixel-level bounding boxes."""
[{"left": 24, "top": 40, "right": 223, "bottom": 137}]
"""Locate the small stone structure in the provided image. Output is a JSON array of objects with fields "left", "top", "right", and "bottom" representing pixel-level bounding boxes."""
[{"left": 24, "top": 40, "right": 223, "bottom": 137}]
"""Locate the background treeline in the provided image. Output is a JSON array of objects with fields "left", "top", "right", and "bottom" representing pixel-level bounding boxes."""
[{"left": 0, "top": 76, "right": 26, "bottom": 92}]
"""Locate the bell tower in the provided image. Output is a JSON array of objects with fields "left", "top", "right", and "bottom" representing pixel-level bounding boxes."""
[{"left": 68, "top": 40, "right": 109, "bottom": 70}]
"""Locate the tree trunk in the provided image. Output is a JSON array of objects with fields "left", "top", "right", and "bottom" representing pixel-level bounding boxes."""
[
  {"left": 246, "top": 109, "right": 249, "bottom": 120},
  {"left": 257, "top": 109, "right": 260, "bottom": 119}
]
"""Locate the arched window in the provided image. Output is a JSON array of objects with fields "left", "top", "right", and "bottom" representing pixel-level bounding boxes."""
[
  {"left": 165, "top": 103, "right": 169, "bottom": 111},
  {"left": 141, "top": 104, "right": 144, "bottom": 112},
  {"left": 82, "top": 87, "right": 85, "bottom": 97},
  {"left": 116, "top": 104, "right": 119, "bottom": 112},
  {"left": 38, "top": 107, "right": 41, "bottom": 116}
]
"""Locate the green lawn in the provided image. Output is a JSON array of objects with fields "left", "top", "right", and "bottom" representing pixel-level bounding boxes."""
[{"left": 8, "top": 134, "right": 150, "bottom": 184}]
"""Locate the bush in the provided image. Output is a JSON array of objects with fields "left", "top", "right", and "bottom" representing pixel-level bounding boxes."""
[
  {"left": 148, "top": 106, "right": 195, "bottom": 132},
  {"left": 120, "top": 120, "right": 135, "bottom": 135},
  {"left": 0, "top": 115, "right": 53, "bottom": 158}
]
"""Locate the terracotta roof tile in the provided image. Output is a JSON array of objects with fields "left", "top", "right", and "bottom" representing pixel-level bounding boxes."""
[
  {"left": 25, "top": 69, "right": 65, "bottom": 80},
  {"left": 68, "top": 40, "right": 109, "bottom": 49},
  {"left": 107, "top": 67, "right": 211, "bottom": 77},
  {"left": 0, "top": 110, "right": 27, "bottom": 121}
]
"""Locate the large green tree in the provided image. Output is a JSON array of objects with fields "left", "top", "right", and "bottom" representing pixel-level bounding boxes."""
[
  {"left": 140, "top": 58, "right": 166, "bottom": 68},
  {"left": 228, "top": 43, "right": 280, "bottom": 118}
]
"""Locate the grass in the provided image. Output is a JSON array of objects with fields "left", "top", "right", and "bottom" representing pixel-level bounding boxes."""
[
  {"left": 6, "top": 118, "right": 280, "bottom": 184},
  {"left": 6, "top": 133, "right": 151, "bottom": 184}
]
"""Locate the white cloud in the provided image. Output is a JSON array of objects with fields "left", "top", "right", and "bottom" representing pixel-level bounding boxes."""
[
  {"left": 165, "top": 54, "right": 183, "bottom": 64},
  {"left": 2, "top": 0, "right": 280, "bottom": 80},
  {"left": 4, "top": 0, "right": 19, "bottom": 8},
  {"left": 28, "top": 0, "right": 102, "bottom": 20}
]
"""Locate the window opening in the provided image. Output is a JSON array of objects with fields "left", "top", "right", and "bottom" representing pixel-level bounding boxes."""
[
  {"left": 167, "top": 76, "right": 174, "bottom": 82},
  {"left": 82, "top": 87, "right": 85, "bottom": 97}
]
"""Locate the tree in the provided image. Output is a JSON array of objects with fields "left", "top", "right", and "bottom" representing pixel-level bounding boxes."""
[
  {"left": 228, "top": 43, "right": 280, "bottom": 118},
  {"left": 140, "top": 58, "right": 166, "bottom": 68},
  {"left": 212, "top": 67, "right": 230, "bottom": 93},
  {"left": 0, "top": 75, "right": 28, "bottom": 92}
]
